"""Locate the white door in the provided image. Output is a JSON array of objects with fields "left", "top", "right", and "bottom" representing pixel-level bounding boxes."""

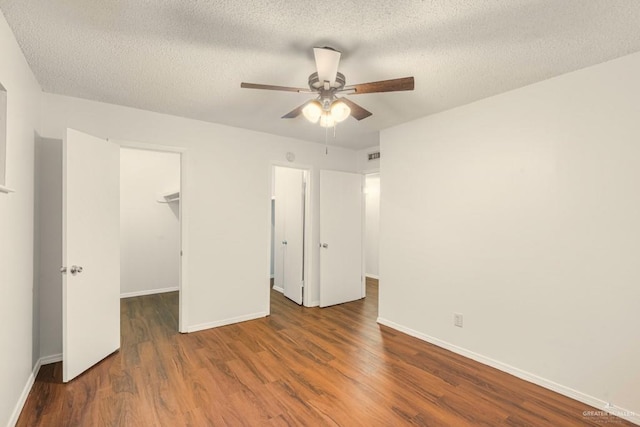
[
  {"left": 63, "top": 128, "right": 120, "bottom": 382},
  {"left": 273, "top": 167, "right": 305, "bottom": 305},
  {"left": 273, "top": 171, "right": 286, "bottom": 291},
  {"left": 320, "top": 170, "right": 364, "bottom": 307}
]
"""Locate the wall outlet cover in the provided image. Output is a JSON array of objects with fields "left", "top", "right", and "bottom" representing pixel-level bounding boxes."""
[{"left": 454, "top": 313, "right": 464, "bottom": 328}]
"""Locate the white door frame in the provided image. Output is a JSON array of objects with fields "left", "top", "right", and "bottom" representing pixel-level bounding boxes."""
[
  {"left": 113, "top": 139, "right": 189, "bottom": 333},
  {"left": 269, "top": 162, "right": 312, "bottom": 309}
]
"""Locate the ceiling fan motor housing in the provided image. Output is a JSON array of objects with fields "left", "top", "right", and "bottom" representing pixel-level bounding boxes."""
[
  {"left": 308, "top": 72, "right": 346, "bottom": 91},
  {"left": 309, "top": 72, "right": 346, "bottom": 110}
]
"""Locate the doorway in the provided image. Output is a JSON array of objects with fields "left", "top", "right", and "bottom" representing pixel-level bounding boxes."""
[
  {"left": 54, "top": 130, "right": 188, "bottom": 382},
  {"left": 364, "top": 173, "right": 380, "bottom": 280},
  {"left": 364, "top": 173, "right": 380, "bottom": 308},
  {"left": 119, "top": 147, "right": 182, "bottom": 330},
  {"left": 270, "top": 165, "right": 310, "bottom": 306}
]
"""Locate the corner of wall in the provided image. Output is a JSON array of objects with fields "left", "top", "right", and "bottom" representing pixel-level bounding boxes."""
[{"left": 357, "top": 145, "right": 380, "bottom": 173}]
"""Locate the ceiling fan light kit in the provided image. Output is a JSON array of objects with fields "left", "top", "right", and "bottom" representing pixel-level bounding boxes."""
[
  {"left": 302, "top": 100, "right": 322, "bottom": 123},
  {"left": 319, "top": 112, "right": 335, "bottom": 128},
  {"left": 241, "top": 47, "right": 415, "bottom": 129},
  {"left": 302, "top": 99, "right": 351, "bottom": 126},
  {"left": 330, "top": 100, "right": 351, "bottom": 123}
]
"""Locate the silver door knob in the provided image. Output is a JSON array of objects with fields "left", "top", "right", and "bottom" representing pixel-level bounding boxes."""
[
  {"left": 321, "top": 243, "right": 328, "bottom": 248},
  {"left": 70, "top": 265, "right": 83, "bottom": 275},
  {"left": 282, "top": 240, "right": 288, "bottom": 245}
]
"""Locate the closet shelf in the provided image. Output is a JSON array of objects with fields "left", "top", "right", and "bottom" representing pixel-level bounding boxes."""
[
  {"left": 0, "top": 184, "right": 15, "bottom": 194},
  {"left": 157, "top": 191, "right": 180, "bottom": 203}
]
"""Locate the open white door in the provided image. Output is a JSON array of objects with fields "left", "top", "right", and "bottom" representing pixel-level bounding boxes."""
[
  {"left": 63, "top": 128, "right": 120, "bottom": 382},
  {"left": 283, "top": 169, "right": 305, "bottom": 305},
  {"left": 273, "top": 170, "right": 285, "bottom": 292},
  {"left": 273, "top": 167, "right": 305, "bottom": 305},
  {"left": 319, "top": 170, "right": 364, "bottom": 307}
]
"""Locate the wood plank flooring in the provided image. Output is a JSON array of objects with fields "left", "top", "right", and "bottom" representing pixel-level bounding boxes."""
[{"left": 17, "top": 282, "right": 634, "bottom": 426}]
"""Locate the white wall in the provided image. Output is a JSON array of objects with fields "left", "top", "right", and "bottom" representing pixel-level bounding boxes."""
[
  {"left": 120, "top": 148, "right": 180, "bottom": 297},
  {"left": 34, "top": 138, "right": 63, "bottom": 361},
  {"left": 0, "top": 10, "right": 42, "bottom": 427},
  {"left": 357, "top": 145, "right": 380, "bottom": 173},
  {"left": 365, "top": 174, "right": 380, "bottom": 278},
  {"left": 38, "top": 93, "right": 359, "bottom": 338},
  {"left": 379, "top": 52, "right": 640, "bottom": 421}
]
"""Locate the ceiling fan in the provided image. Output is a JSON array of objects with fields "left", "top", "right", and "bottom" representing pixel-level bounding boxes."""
[{"left": 240, "top": 47, "right": 415, "bottom": 128}]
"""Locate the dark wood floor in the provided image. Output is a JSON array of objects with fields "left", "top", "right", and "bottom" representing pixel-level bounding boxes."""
[{"left": 18, "top": 281, "right": 633, "bottom": 426}]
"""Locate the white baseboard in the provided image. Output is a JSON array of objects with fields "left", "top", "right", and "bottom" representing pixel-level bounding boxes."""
[
  {"left": 272, "top": 286, "right": 284, "bottom": 294},
  {"left": 186, "top": 311, "right": 268, "bottom": 333},
  {"left": 120, "top": 286, "right": 179, "bottom": 299},
  {"left": 40, "top": 353, "right": 62, "bottom": 365},
  {"left": 376, "top": 317, "right": 639, "bottom": 426},
  {"left": 8, "top": 367, "right": 37, "bottom": 427},
  {"left": 8, "top": 353, "right": 64, "bottom": 427},
  {"left": 365, "top": 274, "right": 379, "bottom": 280}
]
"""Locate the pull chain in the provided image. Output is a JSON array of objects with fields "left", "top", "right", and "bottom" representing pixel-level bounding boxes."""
[
  {"left": 325, "top": 125, "right": 328, "bottom": 154},
  {"left": 323, "top": 124, "right": 338, "bottom": 155}
]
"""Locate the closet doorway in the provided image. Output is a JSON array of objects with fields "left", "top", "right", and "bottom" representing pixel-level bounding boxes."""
[
  {"left": 271, "top": 165, "right": 310, "bottom": 306},
  {"left": 364, "top": 173, "right": 380, "bottom": 305},
  {"left": 119, "top": 147, "right": 182, "bottom": 331}
]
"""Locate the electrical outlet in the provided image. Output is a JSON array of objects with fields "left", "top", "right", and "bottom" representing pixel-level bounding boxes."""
[{"left": 454, "top": 313, "right": 464, "bottom": 328}]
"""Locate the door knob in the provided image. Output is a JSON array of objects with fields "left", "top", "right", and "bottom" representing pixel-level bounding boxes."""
[
  {"left": 282, "top": 240, "right": 288, "bottom": 245},
  {"left": 321, "top": 243, "right": 328, "bottom": 248},
  {"left": 70, "top": 265, "right": 83, "bottom": 275}
]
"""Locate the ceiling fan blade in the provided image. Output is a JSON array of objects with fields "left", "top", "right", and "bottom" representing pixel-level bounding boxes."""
[
  {"left": 339, "top": 97, "right": 372, "bottom": 121},
  {"left": 313, "top": 47, "right": 341, "bottom": 87},
  {"left": 281, "top": 102, "right": 309, "bottom": 119},
  {"left": 241, "top": 82, "right": 312, "bottom": 93},
  {"left": 346, "top": 76, "right": 415, "bottom": 94}
]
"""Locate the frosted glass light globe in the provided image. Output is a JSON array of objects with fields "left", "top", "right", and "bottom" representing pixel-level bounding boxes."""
[
  {"left": 330, "top": 100, "right": 351, "bottom": 123},
  {"left": 319, "top": 112, "right": 336, "bottom": 128},
  {"left": 302, "top": 100, "right": 322, "bottom": 123}
]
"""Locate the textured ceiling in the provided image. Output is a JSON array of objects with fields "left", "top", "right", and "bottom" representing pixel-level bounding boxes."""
[{"left": 2, "top": 1, "right": 640, "bottom": 149}]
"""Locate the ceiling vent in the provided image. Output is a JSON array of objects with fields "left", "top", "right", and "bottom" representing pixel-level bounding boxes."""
[{"left": 368, "top": 151, "right": 380, "bottom": 161}]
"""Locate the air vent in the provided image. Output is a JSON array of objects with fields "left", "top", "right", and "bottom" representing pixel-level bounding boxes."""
[{"left": 368, "top": 151, "right": 380, "bottom": 161}]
